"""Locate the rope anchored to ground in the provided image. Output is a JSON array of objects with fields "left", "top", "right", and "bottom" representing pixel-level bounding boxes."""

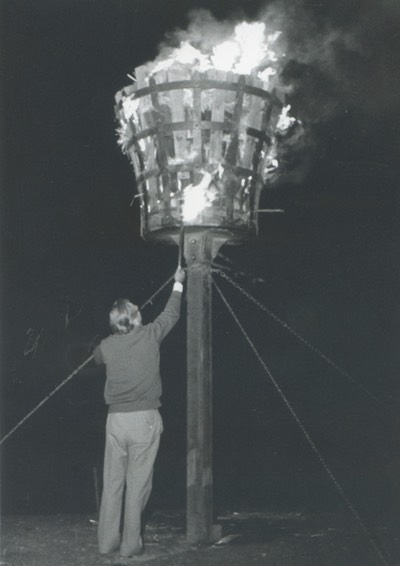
[{"left": 212, "top": 276, "right": 390, "bottom": 566}]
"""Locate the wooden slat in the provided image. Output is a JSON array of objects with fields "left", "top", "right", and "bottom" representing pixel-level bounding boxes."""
[
  {"left": 192, "top": 71, "right": 202, "bottom": 165},
  {"left": 224, "top": 74, "right": 245, "bottom": 167},
  {"left": 147, "top": 176, "right": 159, "bottom": 212},
  {"left": 130, "top": 66, "right": 150, "bottom": 227},
  {"left": 142, "top": 136, "right": 156, "bottom": 172},
  {"left": 128, "top": 146, "right": 142, "bottom": 178},
  {"left": 167, "top": 68, "right": 190, "bottom": 163},
  {"left": 209, "top": 70, "right": 226, "bottom": 165},
  {"left": 247, "top": 97, "right": 274, "bottom": 230},
  {"left": 149, "top": 74, "right": 168, "bottom": 168},
  {"left": 255, "top": 98, "right": 273, "bottom": 175},
  {"left": 135, "top": 66, "right": 154, "bottom": 132},
  {"left": 149, "top": 72, "right": 172, "bottom": 207},
  {"left": 242, "top": 92, "right": 264, "bottom": 169},
  {"left": 135, "top": 65, "right": 149, "bottom": 90}
]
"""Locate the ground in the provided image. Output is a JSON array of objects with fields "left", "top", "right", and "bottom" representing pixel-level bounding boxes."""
[{"left": 1, "top": 510, "right": 400, "bottom": 566}]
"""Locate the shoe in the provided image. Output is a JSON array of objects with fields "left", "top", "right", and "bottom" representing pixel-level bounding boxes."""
[
  {"left": 120, "top": 546, "right": 144, "bottom": 558},
  {"left": 99, "top": 544, "right": 120, "bottom": 555},
  {"left": 119, "top": 536, "right": 144, "bottom": 558},
  {"left": 113, "top": 550, "right": 144, "bottom": 565}
]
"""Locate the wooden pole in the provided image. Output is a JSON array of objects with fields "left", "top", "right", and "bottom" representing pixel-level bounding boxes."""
[{"left": 184, "top": 231, "right": 226, "bottom": 544}]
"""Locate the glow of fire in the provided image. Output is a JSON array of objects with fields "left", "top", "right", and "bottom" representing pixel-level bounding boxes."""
[
  {"left": 122, "top": 97, "right": 140, "bottom": 120},
  {"left": 229, "top": 22, "right": 269, "bottom": 74},
  {"left": 117, "top": 19, "right": 301, "bottom": 220},
  {"left": 211, "top": 41, "right": 241, "bottom": 72},
  {"left": 152, "top": 42, "right": 211, "bottom": 74},
  {"left": 277, "top": 105, "right": 297, "bottom": 131},
  {"left": 150, "top": 21, "right": 282, "bottom": 82},
  {"left": 181, "top": 172, "right": 216, "bottom": 222}
]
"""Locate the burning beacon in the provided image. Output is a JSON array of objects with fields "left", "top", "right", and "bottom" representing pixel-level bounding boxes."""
[
  {"left": 114, "top": 21, "right": 294, "bottom": 244},
  {"left": 114, "top": 20, "right": 297, "bottom": 545}
]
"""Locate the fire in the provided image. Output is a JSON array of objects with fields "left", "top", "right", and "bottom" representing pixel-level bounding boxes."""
[
  {"left": 152, "top": 42, "right": 210, "bottom": 74},
  {"left": 148, "top": 21, "right": 282, "bottom": 85},
  {"left": 181, "top": 171, "right": 217, "bottom": 222},
  {"left": 211, "top": 22, "right": 271, "bottom": 75},
  {"left": 116, "top": 15, "right": 303, "bottom": 229},
  {"left": 277, "top": 105, "right": 297, "bottom": 131}
]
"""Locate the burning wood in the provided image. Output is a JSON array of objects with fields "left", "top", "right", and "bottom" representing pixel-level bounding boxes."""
[
  {"left": 148, "top": 22, "right": 281, "bottom": 82},
  {"left": 115, "top": 18, "right": 300, "bottom": 240}
]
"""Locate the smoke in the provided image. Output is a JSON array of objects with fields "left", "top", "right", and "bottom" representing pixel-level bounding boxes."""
[
  {"left": 256, "top": 0, "right": 400, "bottom": 122},
  {"left": 256, "top": 0, "right": 400, "bottom": 179},
  {"left": 139, "top": 1, "right": 400, "bottom": 183},
  {"left": 151, "top": 1, "right": 400, "bottom": 123},
  {"left": 164, "top": 9, "right": 237, "bottom": 53}
]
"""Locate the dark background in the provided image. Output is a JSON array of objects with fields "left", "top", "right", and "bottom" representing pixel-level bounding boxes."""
[{"left": 1, "top": 0, "right": 399, "bottom": 525}]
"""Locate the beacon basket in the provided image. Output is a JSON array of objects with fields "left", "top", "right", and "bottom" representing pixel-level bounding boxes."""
[{"left": 115, "top": 65, "right": 284, "bottom": 242}]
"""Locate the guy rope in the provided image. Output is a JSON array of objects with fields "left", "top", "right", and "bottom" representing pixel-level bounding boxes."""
[
  {"left": 213, "top": 276, "right": 390, "bottom": 566},
  {"left": 0, "top": 273, "right": 175, "bottom": 447},
  {"left": 212, "top": 267, "right": 387, "bottom": 409}
]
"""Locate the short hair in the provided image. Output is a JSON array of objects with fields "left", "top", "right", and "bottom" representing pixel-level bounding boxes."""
[{"left": 109, "top": 298, "right": 139, "bottom": 334}]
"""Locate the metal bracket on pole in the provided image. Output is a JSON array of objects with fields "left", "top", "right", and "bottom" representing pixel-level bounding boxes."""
[{"left": 184, "top": 230, "right": 229, "bottom": 267}]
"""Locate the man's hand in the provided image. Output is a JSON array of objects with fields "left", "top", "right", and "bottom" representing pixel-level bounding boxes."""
[{"left": 174, "top": 266, "right": 186, "bottom": 284}]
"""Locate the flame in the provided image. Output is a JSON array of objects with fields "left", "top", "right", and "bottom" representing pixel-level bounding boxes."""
[
  {"left": 226, "top": 22, "right": 269, "bottom": 74},
  {"left": 147, "top": 21, "right": 282, "bottom": 84},
  {"left": 210, "top": 22, "right": 272, "bottom": 74},
  {"left": 276, "top": 105, "right": 297, "bottom": 131},
  {"left": 181, "top": 171, "right": 217, "bottom": 222},
  {"left": 211, "top": 40, "right": 241, "bottom": 72},
  {"left": 152, "top": 42, "right": 210, "bottom": 74},
  {"left": 116, "top": 17, "right": 304, "bottom": 222},
  {"left": 122, "top": 97, "right": 140, "bottom": 120}
]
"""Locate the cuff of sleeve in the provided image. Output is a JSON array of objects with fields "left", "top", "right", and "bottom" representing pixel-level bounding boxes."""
[{"left": 173, "top": 282, "right": 183, "bottom": 293}]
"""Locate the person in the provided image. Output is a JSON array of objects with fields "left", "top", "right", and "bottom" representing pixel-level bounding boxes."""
[{"left": 93, "top": 266, "right": 186, "bottom": 559}]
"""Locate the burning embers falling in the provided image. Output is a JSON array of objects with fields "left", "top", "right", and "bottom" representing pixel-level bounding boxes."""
[{"left": 115, "top": 19, "right": 302, "bottom": 236}]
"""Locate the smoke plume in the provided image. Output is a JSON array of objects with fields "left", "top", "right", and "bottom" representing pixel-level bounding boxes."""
[
  {"left": 150, "top": 0, "right": 400, "bottom": 124},
  {"left": 256, "top": 0, "right": 400, "bottom": 122},
  {"left": 140, "top": 0, "right": 400, "bottom": 184}
]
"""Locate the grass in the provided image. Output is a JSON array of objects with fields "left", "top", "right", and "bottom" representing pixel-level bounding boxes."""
[
  {"left": 1, "top": 512, "right": 187, "bottom": 566},
  {"left": 1, "top": 510, "right": 399, "bottom": 565}
]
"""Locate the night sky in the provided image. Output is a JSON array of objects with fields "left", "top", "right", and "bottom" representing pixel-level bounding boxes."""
[{"left": 1, "top": 0, "right": 400, "bottom": 522}]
